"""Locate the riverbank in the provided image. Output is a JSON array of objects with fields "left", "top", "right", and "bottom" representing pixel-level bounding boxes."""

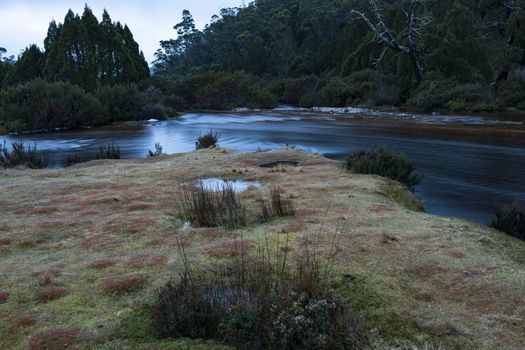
[{"left": 1, "top": 148, "right": 524, "bottom": 349}]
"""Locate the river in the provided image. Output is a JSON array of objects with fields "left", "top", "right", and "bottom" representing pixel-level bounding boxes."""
[{"left": 2, "top": 109, "right": 525, "bottom": 223}]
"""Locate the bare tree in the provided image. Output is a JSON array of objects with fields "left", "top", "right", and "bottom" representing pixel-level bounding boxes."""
[{"left": 351, "top": 0, "right": 432, "bottom": 85}]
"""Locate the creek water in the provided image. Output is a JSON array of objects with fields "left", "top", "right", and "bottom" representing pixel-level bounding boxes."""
[{"left": 3, "top": 110, "right": 525, "bottom": 223}]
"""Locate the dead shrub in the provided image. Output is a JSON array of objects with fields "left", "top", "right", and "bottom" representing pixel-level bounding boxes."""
[
  {"left": 28, "top": 327, "right": 81, "bottom": 350},
  {"left": 101, "top": 275, "right": 146, "bottom": 294}
]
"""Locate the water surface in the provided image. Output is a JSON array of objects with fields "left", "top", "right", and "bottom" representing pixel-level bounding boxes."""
[{"left": 3, "top": 111, "right": 525, "bottom": 223}]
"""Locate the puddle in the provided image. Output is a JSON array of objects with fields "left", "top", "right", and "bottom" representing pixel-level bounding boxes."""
[
  {"left": 195, "top": 178, "right": 262, "bottom": 192},
  {"left": 259, "top": 160, "right": 299, "bottom": 168}
]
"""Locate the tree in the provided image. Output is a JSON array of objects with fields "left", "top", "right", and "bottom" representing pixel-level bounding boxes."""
[
  {"left": 351, "top": 0, "right": 432, "bottom": 85},
  {"left": 4, "top": 45, "right": 45, "bottom": 86}
]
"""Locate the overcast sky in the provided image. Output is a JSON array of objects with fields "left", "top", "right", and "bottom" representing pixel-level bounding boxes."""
[{"left": 0, "top": 0, "right": 246, "bottom": 64}]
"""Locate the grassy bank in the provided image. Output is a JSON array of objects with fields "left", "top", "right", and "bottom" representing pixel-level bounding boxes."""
[{"left": 0, "top": 148, "right": 524, "bottom": 349}]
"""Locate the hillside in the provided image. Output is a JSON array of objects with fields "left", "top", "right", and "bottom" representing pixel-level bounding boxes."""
[{"left": 0, "top": 148, "right": 524, "bottom": 349}]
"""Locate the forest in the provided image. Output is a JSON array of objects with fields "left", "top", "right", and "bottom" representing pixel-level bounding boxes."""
[{"left": 1, "top": 0, "right": 525, "bottom": 133}]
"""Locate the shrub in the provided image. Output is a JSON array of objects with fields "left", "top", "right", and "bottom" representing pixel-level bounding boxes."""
[
  {"left": 196, "top": 130, "right": 218, "bottom": 150},
  {"left": 0, "top": 79, "right": 105, "bottom": 132},
  {"left": 489, "top": 202, "right": 525, "bottom": 240},
  {"left": 147, "top": 142, "right": 164, "bottom": 158},
  {"left": 0, "top": 291, "right": 9, "bottom": 303},
  {"left": 259, "top": 186, "right": 296, "bottom": 221},
  {"left": 0, "top": 141, "right": 48, "bottom": 169},
  {"left": 176, "top": 182, "right": 247, "bottom": 229},
  {"left": 96, "top": 144, "right": 121, "bottom": 160},
  {"left": 94, "top": 84, "right": 143, "bottom": 122},
  {"left": 153, "top": 227, "right": 362, "bottom": 349},
  {"left": 346, "top": 147, "right": 420, "bottom": 191},
  {"left": 142, "top": 103, "right": 167, "bottom": 120}
]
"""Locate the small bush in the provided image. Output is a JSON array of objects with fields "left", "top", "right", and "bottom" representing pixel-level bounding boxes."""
[
  {"left": 0, "top": 141, "right": 48, "bottom": 169},
  {"left": 96, "top": 144, "right": 121, "bottom": 160},
  {"left": 346, "top": 147, "right": 420, "bottom": 191},
  {"left": 489, "top": 202, "right": 525, "bottom": 240},
  {"left": 153, "top": 227, "right": 362, "bottom": 349},
  {"left": 176, "top": 182, "right": 247, "bottom": 229},
  {"left": 0, "top": 291, "right": 9, "bottom": 303},
  {"left": 259, "top": 186, "right": 295, "bottom": 221},
  {"left": 147, "top": 142, "right": 164, "bottom": 158},
  {"left": 196, "top": 130, "right": 218, "bottom": 150}
]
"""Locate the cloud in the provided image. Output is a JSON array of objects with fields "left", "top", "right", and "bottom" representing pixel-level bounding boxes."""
[{"left": 0, "top": 0, "right": 245, "bottom": 63}]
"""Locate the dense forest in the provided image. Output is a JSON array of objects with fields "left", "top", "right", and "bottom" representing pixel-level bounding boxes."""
[
  {"left": 1, "top": 0, "right": 525, "bottom": 133},
  {"left": 0, "top": 6, "right": 158, "bottom": 133},
  {"left": 153, "top": 0, "right": 525, "bottom": 112}
]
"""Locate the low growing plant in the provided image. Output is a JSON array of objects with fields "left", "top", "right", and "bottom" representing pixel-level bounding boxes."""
[
  {"left": 96, "top": 144, "right": 121, "bottom": 160},
  {"left": 346, "top": 147, "right": 420, "bottom": 191},
  {"left": 0, "top": 141, "right": 48, "bottom": 169},
  {"left": 196, "top": 130, "right": 219, "bottom": 150},
  {"left": 176, "top": 182, "right": 248, "bottom": 229},
  {"left": 147, "top": 142, "right": 164, "bottom": 158},
  {"left": 489, "top": 202, "right": 525, "bottom": 240},
  {"left": 152, "top": 219, "right": 363, "bottom": 349}
]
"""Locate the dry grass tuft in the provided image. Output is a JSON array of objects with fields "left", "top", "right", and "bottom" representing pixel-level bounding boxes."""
[
  {"left": 282, "top": 221, "right": 307, "bottom": 233},
  {"left": 39, "top": 221, "right": 69, "bottom": 229},
  {"left": 127, "top": 203, "right": 154, "bottom": 211},
  {"left": 28, "top": 327, "right": 81, "bottom": 350},
  {"left": 0, "top": 239, "right": 13, "bottom": 246},
  {"left": 0, "top": 292, "right": 9, "bottom": 303},
  {"left": 128, "top": 255, "right": 150, "bottom": 268},
  {"left": 37, "top": 288, "right": 67, "bottom": 302},
  {"left": 206, "top": 240, "right": 255, "bottom": 258},
  {"left": 197, "top": 229, "right": 230, "bottom": 239},
  {"left": 19, "top": 315, "right": 37, "bottom": 326},
  {"left": 369, "top": 204, "right": 396, "bottom": 212},
  {"left": 31, "top": 268, "right": 61, "bottom": 278},
  {"left": 101, "top": 275, "right": 146, "bottom": 294},
  {"left": 32, "top": 206, "right": 59, "bottom": 215},
  {"left": 150, "top": 255, "right": 168, "bottom": 267},
  {"left": 88, "top": 259, "right": 116, "bottom": 269}
]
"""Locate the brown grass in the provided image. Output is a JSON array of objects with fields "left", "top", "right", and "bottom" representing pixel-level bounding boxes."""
[
  {"left": 101, "top": 275, "right": 146, "bottom": 294},
  {"left": 0, "top": 239, "right": 12, "bottom": 246},
  {"left": 37, "top": 288, "right": 67, "bottom": 302},
  {"left": 206, "top": 240, "right": 255, "bottom": 258},
  {"left": 127, "top": 203, "right": 154, "bottom": 211},
  {"left": 31, "top": 268, "right": 61, "bottom": 277},
  {"left": 281, "top": 222, "right": 307, "bottom": 233},
  {"left": 89, "top": 259, "right": 116, "bottom": 269},
  {"left": 150, "top": 256, "right": 168, "bottom": 267},
  {"left": 369, "top": 204, "right": 396, "bottom": 212},
  {"left": 32, "top": 206, "right": 59, "bottom": 215},
  {"left": 0, "top": 292, "right": 9, "bottom": 303},
  {"left": 19, "top": 315, "right": 37, "bottom": 326},
  {"left": 128, "top": 255, "right": 150, "bottom": 268},
  {"left": 28, "top": 328, "right": 81, "bottom": 350}
]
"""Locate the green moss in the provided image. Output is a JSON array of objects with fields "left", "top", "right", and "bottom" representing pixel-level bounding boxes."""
[
  {"left": 335, "top": 274, "right": 429, "bottom": 346},
  {"left": 381, "top": 181, "right": 425, "bottom": 212}
]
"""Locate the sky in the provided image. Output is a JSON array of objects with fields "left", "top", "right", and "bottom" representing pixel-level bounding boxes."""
[{"left": 0, "top": 0, "right": 246, "bottom": 64}]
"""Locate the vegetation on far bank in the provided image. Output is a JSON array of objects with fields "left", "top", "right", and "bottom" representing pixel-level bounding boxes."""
[{"left": 2, "top": 1, "right": 525, "bottom": 133}]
